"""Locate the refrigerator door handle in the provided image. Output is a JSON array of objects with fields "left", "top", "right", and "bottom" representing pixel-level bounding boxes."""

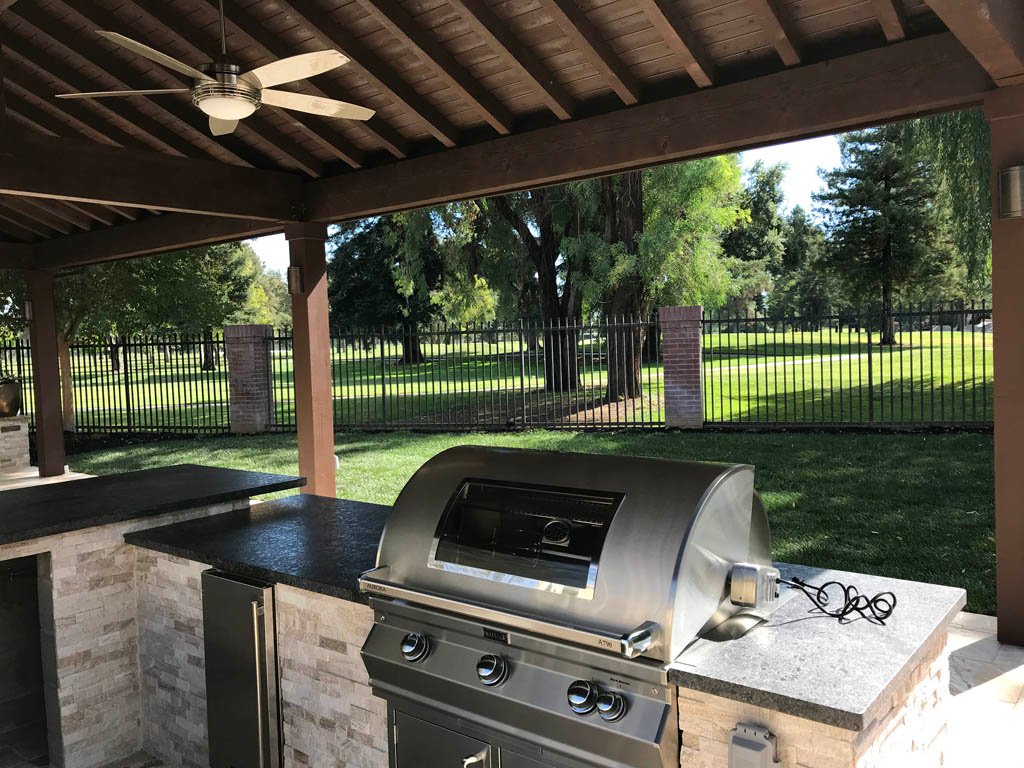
[{"left": 251, "top": 599, "right": 266, "bottom": 768}]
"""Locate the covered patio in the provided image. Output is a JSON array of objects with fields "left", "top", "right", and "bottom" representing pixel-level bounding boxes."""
[{"left": 0, "top": 0, "right": 1021, "bottom": 765}]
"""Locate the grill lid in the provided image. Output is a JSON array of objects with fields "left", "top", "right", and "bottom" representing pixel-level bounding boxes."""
[{"left": 361, "top": 446, "right": 772, "bottom": 663}]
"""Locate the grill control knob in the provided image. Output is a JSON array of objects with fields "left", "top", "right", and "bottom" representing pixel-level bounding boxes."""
[
  {"left": 400, "top": 632, "right": 430, "bottom": 662},
  {"left": 476, "top": 654, "right": 509, "bottom": 686},
  {"left": 596, "top": 691, "right": 628, "bottom": 722},
  {"left": 567, "top": 680, "right": 598, "bottom": 715}
]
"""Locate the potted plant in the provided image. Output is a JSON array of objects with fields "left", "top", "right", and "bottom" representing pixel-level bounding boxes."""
[{"left": 0, "top": 374, "right": 23, "bottom": 418}]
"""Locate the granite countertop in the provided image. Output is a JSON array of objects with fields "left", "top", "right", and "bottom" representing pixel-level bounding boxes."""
[
  {"left": 668, "top": 562, "right": 966, "bottom": 731},
  {"left": 124, "top": 494, "right": 390, "bottom": 602},
  {"left": 0, "top": 464, "right": 305, "bottom": 546}
]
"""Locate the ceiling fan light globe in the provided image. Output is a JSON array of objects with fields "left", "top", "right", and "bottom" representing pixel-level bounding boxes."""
[{"left": 197, "top": 96, "right": 258, "bottom": 121}]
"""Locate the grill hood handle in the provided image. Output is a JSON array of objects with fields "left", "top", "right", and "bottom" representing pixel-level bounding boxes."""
[{"left": 360, "top": 566, "right": 661, "bottom": 660}]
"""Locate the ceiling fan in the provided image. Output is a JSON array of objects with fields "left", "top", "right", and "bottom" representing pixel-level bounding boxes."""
[{"left": 55, "top": 0, "right": 375, "bottom": 137}]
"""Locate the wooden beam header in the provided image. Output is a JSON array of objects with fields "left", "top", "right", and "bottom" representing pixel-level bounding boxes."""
[
  {"left": 306, "top": 33, "right": 990, "bottom": 224},
  {"left": 927, "top": 0, "right": 1024, "bottom": 85},
  {"left": 0, "top": 132, "right": 303, "bottom": 221}
]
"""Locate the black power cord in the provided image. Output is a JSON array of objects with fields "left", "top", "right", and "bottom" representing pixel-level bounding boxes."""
[{"left": 779, "top": 576, "right": 897, "bottom": 625}]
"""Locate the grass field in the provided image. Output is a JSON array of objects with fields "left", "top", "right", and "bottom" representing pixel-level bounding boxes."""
[
  {"left": 70, "top": 429, "right": 996, "bottom": 614},
  {"left": 24, "top": 327, "right": 993, "bottom": 432}
]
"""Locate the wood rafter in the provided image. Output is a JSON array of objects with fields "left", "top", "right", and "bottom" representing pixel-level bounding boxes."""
[
  {"left": 269, "top": 0, "right": 459, "bottom": 148},
  {"left": 926, "top": 0, "right": 1024, "bottom": 85},
  {"left": 305, "top": 34, "right": 986, "bottom": 223},
  {"left": 0, "top": 130, "right": 302, "bottom": 220},
  {"left": 355, "top": 0, "right": 515, "bottom": 134},
  {"left": 633, "top": 0, "right": 716, "bottom": 87},
  {"left": 0, "top": 205, "right": 46, "bottom": 239},
  {"left": 125, "top": 0, "right": 365, "bottom": 168},
  {"left": 36, "top": 0, "right": 323, "bottom": 176},
  {"left": 444, "top": 0, "right": 576, "bottom": 121},
  {"left": 747, "top": 0, "right": 802, "bottom": 66},
  {"left": 871, "top": 0, "right": 906, "bottom": 42},
  {"left": 33, "top": 215, "right": 280, "bottom": 270},
  {"left": 3, "top": 197, "right": 75, "bottom": 235},
  {"left": 25, "top": 199, "right": 92, "bottom": 232},
  {"left": 536, "top": 0, "right": 640, "bottom": 105}
]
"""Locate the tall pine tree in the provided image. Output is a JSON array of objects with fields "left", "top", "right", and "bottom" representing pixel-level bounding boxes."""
[{"left": 816, "top": 126, "right": 949, "bottom": 344}]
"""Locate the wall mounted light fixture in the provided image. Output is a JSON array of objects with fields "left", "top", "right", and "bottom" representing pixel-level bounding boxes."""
[
  {"left": 287, "top": 265, "right": 304, "bottom": 295},
  {"left": 999, "top": 165, "right": 1024, "bottom": 219}
]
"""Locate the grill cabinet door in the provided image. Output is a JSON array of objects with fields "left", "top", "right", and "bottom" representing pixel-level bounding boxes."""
[
  {"left": 499, "top": 751, "right": 552, "bottom": 768},
  {"left": 393, "top": 711, "right": 491, "bottom": 768}
]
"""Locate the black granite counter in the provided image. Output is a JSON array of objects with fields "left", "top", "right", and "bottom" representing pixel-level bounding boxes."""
[
  {"left": 668, "top": 562, "right": 966, "bottom": 730},
  {"left": 124, "top": 494, "right": 389, "bottom": 602},
  {"left": 0, "top": 464, "right": 305, "bottom": 546}
]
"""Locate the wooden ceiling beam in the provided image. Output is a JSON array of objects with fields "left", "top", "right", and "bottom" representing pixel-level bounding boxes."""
[
  {"left": 0, "top": 243, "right": 32, "bottom": 270},
  {"left": 305, "top": 33, "right": 988, "bottom": 222},
  {"left": 926, "top": 0, "right": 1024, "bottom": 85},
  {"left": 634, "top": 0, "right": 716, "bottom": 87},
  {"left": 37, "top": 0, "right": 323, "bottom": 176},
  {"left": 268, "top": 0, "right": 459, "bottom": 148},
  {"left": 444, "top": 0, "right": 575, "bottom": 120},
  {"left": 871, "top": 0, "right": 907, "bottom": 42},
  {"left": 125, "top": 0, "right": 366, "bottom": 168},
  {"left": 33, "top": 215, "right": 280, "bottom": 270},
  {"left": 536, "top": 0, "right": 640, "bottom": 105},
  {"left": 356, "top": 0, "right": 515, "bottom": 134},
  {"left": 0, "top": 130, "right": 302, "bottom": 220},
  {"left": 747, "top": 0, "right": 802, "bottom": 66},
  {"left": 2, "top": 197, "right": 75, "bottom": 235},
  {"left": 27, "top": 199, "right": 93, "bottom": 231},
  {"left": 0, "top": 204, "right": 49, "bottom": 239}
]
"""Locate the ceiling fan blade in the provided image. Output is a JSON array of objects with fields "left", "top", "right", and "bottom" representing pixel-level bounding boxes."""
[
  {"left": 243, "top": 50, "right": 348, "bottom": 89},
  {"left": 56, "top": 89, "right": 189, "bottom": 100},
  {"left": 96, "top": 31, "right": 214, "bottom": 83},
  {"left": 209, "top": 117, "right": 238, "bottom": 136},
  {"left": 261, "top": 89, "right": 375, "bottom": 121}
]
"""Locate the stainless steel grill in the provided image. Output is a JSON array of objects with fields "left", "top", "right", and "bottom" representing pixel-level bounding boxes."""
[{"left": 360, "top": 446, "right": 775, "bottom": 768}]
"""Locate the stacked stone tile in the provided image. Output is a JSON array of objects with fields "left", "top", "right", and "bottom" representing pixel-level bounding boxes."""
[
  {"left": 678, "top": 633, "right": 951, "bottom": 768},
  {"left": 0, "top": 415, "right": 31, "bottom": 472}
]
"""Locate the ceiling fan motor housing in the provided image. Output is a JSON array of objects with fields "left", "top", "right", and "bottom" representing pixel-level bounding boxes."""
[{"left": 192, "top": 59, "right": 261, "bottom": 120}]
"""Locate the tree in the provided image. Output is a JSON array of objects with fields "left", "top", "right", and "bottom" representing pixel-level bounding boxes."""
[
  {"left": 720, "top": 161, "right": 787, "bottom": 313},
  {"left": 816, "top": 126, "right": 950, "bottom": 344},
  {"left": 769, "top": 206, "right": 843, "bottom": 322}
]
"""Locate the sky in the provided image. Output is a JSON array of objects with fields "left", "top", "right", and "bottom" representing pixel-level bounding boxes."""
[{"left": 249, "top": 134, "right": 843, "bottom": 275}]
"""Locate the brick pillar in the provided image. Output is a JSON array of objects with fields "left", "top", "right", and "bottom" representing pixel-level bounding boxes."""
[
  {"left": 223, "top": 324, "right": 274, "bottom": 433},
  {"left": 659, "top": 306, "right": 704, "bottom": 429}
]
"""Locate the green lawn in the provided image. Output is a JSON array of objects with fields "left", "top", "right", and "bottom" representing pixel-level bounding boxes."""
[{"left": 69, "top": 429, "right": 996, "bottom": 614}]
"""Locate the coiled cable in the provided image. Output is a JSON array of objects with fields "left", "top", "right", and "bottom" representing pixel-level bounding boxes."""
[{"left": 779, "top": 576, "right": 897, "bottom": 625}]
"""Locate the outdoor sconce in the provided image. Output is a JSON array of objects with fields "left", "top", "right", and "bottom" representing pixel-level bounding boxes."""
[
  {"left": 999, "top": 165, "right": 1024, "bottom": 219},
  {"left": 23, "top": 301, "right": 32, "bottom": 322},
  {"left": 287, "top": 265, "right": 304, "bottom": 295}
]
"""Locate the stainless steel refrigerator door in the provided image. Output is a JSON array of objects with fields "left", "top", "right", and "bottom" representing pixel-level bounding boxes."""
[{"left": 202, "top": 570, "right": 281, "bottom": 768}]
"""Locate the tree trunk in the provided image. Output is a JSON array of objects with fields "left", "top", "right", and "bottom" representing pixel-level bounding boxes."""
[
  {"left": 542, "top": 322, "right": 579, "bottom": 393},
  {"left": 880, "top": 281, "right": 896, "bottom": 345},
  {"left": 202, "top": 327, "right": 217, "bottom": 371},
  {"left": 108, "top": 340, "right": 120, "bottom": 373},
  {"left": 57, "top": 333, "right": 76, "bottom": 432},
  {"left": 398, "top": 329, "right": 427, "bottom": 364},
  {"left": 606, "top": 322, "right": 646, "bottom": 401}
]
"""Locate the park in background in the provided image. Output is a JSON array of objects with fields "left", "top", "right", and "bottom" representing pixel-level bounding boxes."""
[{"left": 0, "top": 301, "right": 992, "bottom": 435}]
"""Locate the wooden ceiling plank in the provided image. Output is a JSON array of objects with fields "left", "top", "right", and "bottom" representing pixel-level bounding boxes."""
[
  {"left": 32, "top": 199, "right": 94, "bottom": 231},
  {"left": 633, "top": 0, "right": 716, "bottom": 87},
  {"left": 871, "top": 0, "right": 907, "bottom": 42},
  {"left": 536, "top": 0, "right": 641, "bottom": 105},
  {"left": 2, "top": 32, "right": 204, "bottom": 159},
  {"left": 123, "top": 0, "right": 366, "bottom": 168},
  {"left": 33, "top": 215, "right": 281, "bottom": 269},
  {"left": 926, "top": 0, "right": 1024, "bottom": 85},
  {"left": 305, "top": 33, "right": 988, "bottom": 222},
  {"left": 3, "top": 198, "right": 76, "bottom": 235},
  {"left": 747, "top": 0, "right": 802, "bottom": 65},
  {"left": 59, "top": 200, "right": 116, "bottom": 227},
  {"left": 443, "top": 0, "right": 576, "bottom": 120},
  {"left": 37, "top": 0, "right": 323, "bottom": 176},
  {"left": 0, "top": 130, "right": 302, "bottom": 220},
  {"left": 265, "top": 0, "right": 459, "bottom": 148},
  {"left": 356, "top": 0, "right": 516, "bottom": 134}
]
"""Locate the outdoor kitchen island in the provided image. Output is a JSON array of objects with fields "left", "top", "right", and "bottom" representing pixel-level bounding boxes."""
[
  {"left": 0, "top": 464, "right": 305, "bottom": 768},
  {"left": 126, "top": 490, "right": 966, "bottom": 768}
]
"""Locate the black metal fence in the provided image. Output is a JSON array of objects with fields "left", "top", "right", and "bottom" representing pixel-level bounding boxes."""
[
  {"left": 268, "top": 317, "right": 665, "bottom": 430},
  {"left": 702, "top": 303, "right": 993, "bottom": 426},
  {"left": 0, "top": 303, "right": 994, "bottom": 435}
]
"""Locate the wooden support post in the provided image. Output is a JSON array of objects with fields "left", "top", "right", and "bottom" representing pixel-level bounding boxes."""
[
  {"left": 987, "top": 86, "right": 1024, "bottom": 646},
  {"left": 25, "top": 269, "right": 65, "bottom": 477},
  {"left": 286, "top": 223, "right": 335, "bottom": 497}
]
